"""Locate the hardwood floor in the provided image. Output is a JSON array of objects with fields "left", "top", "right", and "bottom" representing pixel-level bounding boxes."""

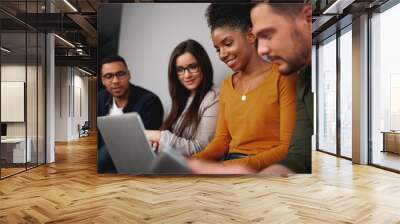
[
  {"left": 372, "top": 150, "right": 400, "bottom": 171},
  {"left": 1, "top": 167, "right": 26, "bottom": 178},
  {"left": 0, "top": 135, "right": 400, "bottom": 223}
]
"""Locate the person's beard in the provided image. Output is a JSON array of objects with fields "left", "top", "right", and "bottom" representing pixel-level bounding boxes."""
[{"left": 275, "top": 28, "right": 310, "bottom": 75}]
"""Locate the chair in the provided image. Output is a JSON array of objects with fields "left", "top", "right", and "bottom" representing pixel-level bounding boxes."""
[{"left": 78, "top": 121, "right": 90, "bottom": 138}]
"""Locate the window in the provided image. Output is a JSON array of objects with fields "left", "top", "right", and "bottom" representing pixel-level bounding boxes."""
[
  {"left": 370, "top": 2, "right": 400, "bottom": 171},
  {"left": 0, "top": 1, "right": 46, "bottom": 179},
  {"left": 317, "top": 35, "right": 337, "bottom": 155},
  {"left": 339, "top": 27, "right": 352, "bottom": 158}
]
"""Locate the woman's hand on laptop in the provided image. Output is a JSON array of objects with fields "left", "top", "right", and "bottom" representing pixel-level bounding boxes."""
[
  {"left": 145, "top": 130, "right": 162, "bottom": 153},
  {"left": 187, "top": 158, "right": 255, "bottom": 174},
  {"left": 151, "top": 141, "right": 160, "bottom": 153}
]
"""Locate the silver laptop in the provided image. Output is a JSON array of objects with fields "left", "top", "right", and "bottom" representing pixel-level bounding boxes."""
[
  {"left": 97, "top": 113, "right": 156, "bottom": 174},
  {"left": 150, "top": 147, "right": 191, "bottom": 174}
]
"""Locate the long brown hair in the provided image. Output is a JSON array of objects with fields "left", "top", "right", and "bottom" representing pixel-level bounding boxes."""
[{"left": 162, "top": 39, "right": 214, "bottom": 138}]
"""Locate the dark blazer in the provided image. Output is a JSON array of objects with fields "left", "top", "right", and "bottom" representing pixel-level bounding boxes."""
[{"left": 97, "top": 84, "right": 164, "bottom": 173}]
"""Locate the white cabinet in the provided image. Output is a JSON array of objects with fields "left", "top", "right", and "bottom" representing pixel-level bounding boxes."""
[
  {"left": 1, "top": 138, "right": 32, "bottom": 163},
  {"left": 382, "top": 131, "right": 400, "bottom": 154}
]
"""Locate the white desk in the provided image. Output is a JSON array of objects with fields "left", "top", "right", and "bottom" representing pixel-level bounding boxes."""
[{"left": 1, "top": 138, "right": 32, "bottom": 163}]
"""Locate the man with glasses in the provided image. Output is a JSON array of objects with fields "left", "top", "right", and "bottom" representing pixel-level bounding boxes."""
[
  {"left": 188, "top": 2, "right": 312, "bottom": 174},
  {"left": 98, "top": 55, "right": 164, "bottom": 173}
]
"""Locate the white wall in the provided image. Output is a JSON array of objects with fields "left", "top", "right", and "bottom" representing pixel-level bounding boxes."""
[
  {"left": 1, "top": 65, "right": 26, "bottom": 81},
  {"left": 118, "top": 3, "right": 231, "bottom": 114},
  {"left": 72, "top": 73, "right": 89, "bottom": 138},
  {"left": 1, "top": 65, "right": 33, "bottom": 138},
  {"left": 55, "top": 67, "right": 68, "bottom": 141},
  {"left": 55, "top": 67, "right": 89, "bottom": 141},
  {"left": 1, "top": 82, "right": 25, "bottom": 123}
]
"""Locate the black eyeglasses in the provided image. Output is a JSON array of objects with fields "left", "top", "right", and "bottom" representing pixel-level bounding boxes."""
[
  {"left": 101, "top": 70, "right": 129, "bottom": 81},
  {"left": 176, "top": 63, "right": 199, "bottom": 76}
]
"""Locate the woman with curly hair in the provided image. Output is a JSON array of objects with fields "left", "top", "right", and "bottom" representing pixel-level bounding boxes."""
[{"left": 193, "top": 4, "right": 297, "bottom": 171}]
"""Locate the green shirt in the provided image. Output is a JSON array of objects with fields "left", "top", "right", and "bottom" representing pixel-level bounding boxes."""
[{"left": 279, "top": 66, "right": 313, "bottom": 173}]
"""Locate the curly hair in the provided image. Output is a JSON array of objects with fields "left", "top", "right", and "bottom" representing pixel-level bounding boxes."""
[{"left": 205, "top": 3, "right": 253, "bottom": 32}]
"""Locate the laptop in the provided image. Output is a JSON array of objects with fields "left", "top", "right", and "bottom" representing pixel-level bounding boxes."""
[
  {"left": 97, "top": 112, "right": 191, "bottom": 174},
  {"left": 150, "top": 147, "right": 191, "bottom": 174},
  {"left": 97, "top": 113, "right": 156, "bottom": 174}
]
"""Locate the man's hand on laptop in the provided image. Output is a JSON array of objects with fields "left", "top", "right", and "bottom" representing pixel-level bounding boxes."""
[{"left": 145, "top": 130, "right": 161, "bottom": 142}]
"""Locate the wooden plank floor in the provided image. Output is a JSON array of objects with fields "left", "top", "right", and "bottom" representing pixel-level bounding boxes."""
[
  {"left": 1, "top": 167, "right": 26, "bottom": 178},
  {"left": 1, "top": 135, "right": 400, "bottom": 223},
  {"left": 372, "top": 151, "right": 400, "bottom": 171}
]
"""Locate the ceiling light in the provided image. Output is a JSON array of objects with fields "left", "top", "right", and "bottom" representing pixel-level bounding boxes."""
[
  {"left": 1, "top": 47, "right": 11, "bottom": 53},
  {"left": 323, "top": 0, "right": 341, "bottom": 14},
  {"left": 78, "top": 67, "right": 93, "bottom": 76},
  {"left": 63, "top": 0, "right": 78, "bottom": 12},
  {"left": 54, "top": 34, "right": 75, "bottom": 48},
  {"left": 323, "top": 0, "right": 355, "bottom": 15}
]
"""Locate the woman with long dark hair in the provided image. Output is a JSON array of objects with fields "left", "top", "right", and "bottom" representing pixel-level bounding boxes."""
[
  {"left": 193, "top": 4, "right": 297, "bottom": 171},
  {"left": 145, "top": 39, "right": 218, "bottom": 156}
]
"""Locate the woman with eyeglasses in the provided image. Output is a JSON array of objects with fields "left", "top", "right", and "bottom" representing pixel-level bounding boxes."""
[
  {"left": 192, "top": 4, "right": 297, "bottom": 171},
  {"left": 145, "top": 39, "right": 218, "bottom": 156}
]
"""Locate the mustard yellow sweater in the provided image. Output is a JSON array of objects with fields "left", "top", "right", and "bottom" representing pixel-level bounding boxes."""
[{"left": 194, "top": 65, "right": 297, "bottom": 171}]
